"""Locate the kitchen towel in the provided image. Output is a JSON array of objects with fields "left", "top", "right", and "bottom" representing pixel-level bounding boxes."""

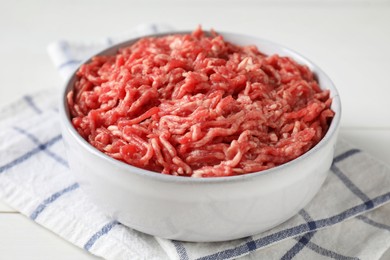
[{"left": 1, "top": 24, "right": 390, "bottom": 260}]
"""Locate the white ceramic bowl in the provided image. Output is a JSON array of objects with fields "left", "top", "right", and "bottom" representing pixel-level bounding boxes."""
[{"left": 60, "top": 31, "right": 341, "bottom": 242}]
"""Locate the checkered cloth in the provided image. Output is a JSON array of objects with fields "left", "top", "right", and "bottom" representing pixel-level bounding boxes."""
[{"left": 1, "top": 24, "right": 390, "bottom": 260}]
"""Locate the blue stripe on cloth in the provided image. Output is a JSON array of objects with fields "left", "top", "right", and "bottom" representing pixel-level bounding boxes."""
[
  {"left": 281, "top": 210, "right": 317, "bottom": 260},
  {"left": 333, "top": 149, "right": 361, "bottom": 163},
  {"left": 356, "top": 215, "right": 390, "bottom": 232},
  {"left": 332, "top": 148, "right": 372, "bottom": 210},
  {"left": 84, "top": 220, "right": 119, "bottom": 251},
  {"left": 283, "top": 233, "right": 316, "bottom": 260},
  {"left": 304, "top": 239, "right": 359, "bottom": 260},
  {"left": 13, "top": 127, "right": 68, "bottom": 168},
  {"left": 196, "top": 242, "right": 256, "bottom": 260},
  {"left": 331, "top": 164, "right": 373, "bottom": 210},
  {"left": 298, "top": 210, "right": 316, "bottom": 230},
  {"left": 172, "top": 241, "right": 190, "bottom": 260},
  {"left": 30, "top": 182, "right": 79, "bottom": 220},
  {"left": 23, "top": 95, "right": 42, "bottom": 114},
  {"left": 196, "top": 191, "right": 390, "bottom": 260},
  {"left": 277, "top": 155, "right": 368, "bottom": 260},
  {"left": 0, "top": 135, "right": 62, "bottom": 174},
  {"left": 245, "top": 236, "right": 257, "bottom": 252},
  {"left": 58, "top": 59, "right": 81, "bottom": 70}
]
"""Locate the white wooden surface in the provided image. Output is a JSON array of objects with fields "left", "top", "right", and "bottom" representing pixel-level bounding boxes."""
[{"left": 1, "top": 0, "right": 390, "bottom": 259}]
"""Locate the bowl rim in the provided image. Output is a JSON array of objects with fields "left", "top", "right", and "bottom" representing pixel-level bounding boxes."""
[{"left": 60, "top": 30, "right": 342, "bottom": 184}]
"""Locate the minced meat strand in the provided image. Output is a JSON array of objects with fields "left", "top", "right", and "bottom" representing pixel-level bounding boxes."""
[{"left": 68, "top": 27, "right": 334, "bottom": 177}]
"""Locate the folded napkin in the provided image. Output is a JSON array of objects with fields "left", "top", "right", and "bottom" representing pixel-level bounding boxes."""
[{"left": 1, "top": 24, "right": 390, "bottom": 260}]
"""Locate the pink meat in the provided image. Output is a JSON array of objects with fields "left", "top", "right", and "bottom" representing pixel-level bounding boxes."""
[{"left": 68, "top": 27, "right": 334, "bottom": 177}]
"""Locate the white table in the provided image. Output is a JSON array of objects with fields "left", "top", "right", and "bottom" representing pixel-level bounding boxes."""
[{"left": 1, "top": 0, "right": 390, "bottom": 259}]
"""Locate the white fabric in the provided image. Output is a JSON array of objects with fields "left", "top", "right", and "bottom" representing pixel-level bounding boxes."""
[{"left": 1, "top": 24, "right": 390, "bottom": 260}]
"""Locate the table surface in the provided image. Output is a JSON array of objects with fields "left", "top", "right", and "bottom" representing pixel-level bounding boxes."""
[{"left": 1, "top": 0, "right": 390, "bottom": 259}]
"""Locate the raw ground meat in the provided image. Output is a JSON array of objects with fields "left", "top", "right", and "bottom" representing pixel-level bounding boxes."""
[{"left": 67, "top": 27, "right": 334, "bottom": 177}]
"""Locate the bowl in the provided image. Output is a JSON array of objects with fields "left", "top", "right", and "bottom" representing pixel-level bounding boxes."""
[{"left": 60, "top": 31, "right": 341, "bottom": 242}]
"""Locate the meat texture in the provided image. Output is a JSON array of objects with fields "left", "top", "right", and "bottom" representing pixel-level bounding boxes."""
[{"left": 68, "top": 27, "right": 334, "bottom": 177}]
